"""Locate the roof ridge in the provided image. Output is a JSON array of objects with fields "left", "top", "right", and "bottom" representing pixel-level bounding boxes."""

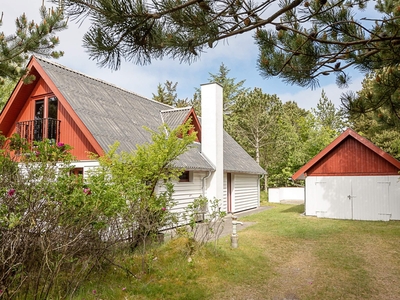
[
  {"left": 160, "top": 106, "right": 192, "bottom": 113},
  {"left": 33, "top": 55, "right": 174, "bottom": 109}
]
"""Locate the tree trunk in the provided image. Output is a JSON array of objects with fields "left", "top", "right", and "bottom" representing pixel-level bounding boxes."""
[{"left": 264, "top": 174, "right": 268, "bottom": 192}]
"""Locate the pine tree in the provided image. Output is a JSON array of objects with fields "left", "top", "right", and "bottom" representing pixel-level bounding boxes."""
[
  {"left": 347, "top": 72, "right": 400, "bottom": 158},
  {"left": 58, "top": 0, "right": 400, "bottom": 118},
  {"left": 0, "top": 4, "right": 66, "bottom": 83},
  {"left": 229, "top": 88, "right": 282, "bottom": 165},
  {"left": 193, "top": 63, "right": 248, "bottom": 115},
  {"left": 312, "top": 90, "right": 347, "bottom": 135},
  {"left": 152, "top": 80, "right": 191, "bottom": 107},
  {"left": 0, "top": 78, "right": 17, "bottom": 109}
]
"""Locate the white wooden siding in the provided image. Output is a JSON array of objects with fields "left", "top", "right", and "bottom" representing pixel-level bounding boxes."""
[
  {"left": 232, "top": 174, "right": 259, "bottom": 213},
  {"left": 305, "top": 176, "right": 400, "bottom": 221},
  {"left": 221, "top": 173, "right": 228, "bottom": 212},
  {"left": 157, "top": 171, "right": 206, "bottom": 215},
  {"left": 73, "top": 160, "right": 100, "bottom": 179}
]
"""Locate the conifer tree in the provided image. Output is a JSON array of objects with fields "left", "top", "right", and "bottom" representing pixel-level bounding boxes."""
[
  {"left": 193, "top": 63, "right": 248, "bottom": 115},
  {"left": 0, "top": 4, "right": 66, "bottom": 84},
  {"left": 347, "top": 71, "right": 400, "bottom": 158},
  {"left": 152, "top": 80, "right": 192, "bottom": 107},
  {"left": 56, "top": 0, "right": 398, "bottom": 82},
  {"left": 312, "top": 90, "right": 347, "bottom": 134},
  {"left": 0, "top": 78, "right": 16, "bottom": 109}
]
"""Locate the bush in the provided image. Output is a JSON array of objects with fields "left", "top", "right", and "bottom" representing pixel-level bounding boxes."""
[
  {"left": 0, "top": 136, "right": 116, "bottom": 299},
  {"left": 0, "top": 122, "right": 196, "bottom": 298}
]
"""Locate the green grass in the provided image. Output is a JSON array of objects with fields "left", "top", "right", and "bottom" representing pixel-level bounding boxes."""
[{"left": 71, "top": 203, "right": 400, "bottom": 300}]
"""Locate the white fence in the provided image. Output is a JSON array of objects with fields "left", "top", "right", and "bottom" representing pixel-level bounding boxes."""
[{"left": 268, "top": 187, "right": 304, "bottom": 203}]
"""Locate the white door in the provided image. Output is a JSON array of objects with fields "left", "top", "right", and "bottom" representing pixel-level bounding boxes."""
[
  {"left": 352, "top": 177, "right": 390, "bottom": 221},
  {"left": 315, "top": 177, "right": 352, "bottom": 219}
]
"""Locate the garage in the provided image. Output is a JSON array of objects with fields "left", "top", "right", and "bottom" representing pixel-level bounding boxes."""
[{"left": 292, "top": 128, "right": 400, "bottom": 221}]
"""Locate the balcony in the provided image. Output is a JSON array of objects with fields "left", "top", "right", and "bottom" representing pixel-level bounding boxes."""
[{"left": 16, "top": 118, "right": 61, "bottom": 143}]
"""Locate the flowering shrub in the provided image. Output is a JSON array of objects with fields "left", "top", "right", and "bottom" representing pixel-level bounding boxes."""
[
  {"left": 0, "top": 135, "right": 115, "bottom": 298},
  {"left": 6, "top": 188, "right": 15, "bottom": 198},
  {"left": 0, "top": 122, "right": 196, "bottom": 297},
  {"left": 83, "top": 187, "right": 91, "bottom": 195}
]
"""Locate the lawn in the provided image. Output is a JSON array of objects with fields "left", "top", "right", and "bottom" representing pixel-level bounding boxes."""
[{"left": 75, "top": 203, "right": 400, "bottom": 300}]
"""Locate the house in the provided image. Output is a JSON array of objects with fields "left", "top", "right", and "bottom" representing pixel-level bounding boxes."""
[
  {"left": 0, "top": 56, "right": 265, "bottom": 215},
  {"left": 292, "top": 128, "right": 400, "bottom": 221}
]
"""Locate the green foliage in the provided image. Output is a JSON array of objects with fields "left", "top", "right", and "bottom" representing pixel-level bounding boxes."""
[
  {"left": 0, "top": 78, "right": 17, "bottom": 110},
  {"left": 0, "top": 122, "right": 197, "bottom": 298},
  {"left": 0, "top": 136, "right": 109, "bottom": 299},
  {"left": 343, "top": 69, "right": 400, "bottom": 158},
  {"left": 178, "top": 196, "right": 226, "bottom": 254},
  {"left": 349, "top": 103, "right": 400, "bottom": 159},
  {"left": 255, "top": 0, "right": 400, "bottom": 88},
  {"left": 57, "top": 1, "right": 398, "bottom": 85},
  {"left": 56, "top": 0, "right": 400, "bottom": 120},
  {"left": 313, "top": 89, "right": 348, "bottom": 134},
  {"left": 93, "top": 122, "right": 197, "bottom": 251},
  {"left": 227, "top": 87, "right": 286, "bottom": 187},
  {"left": 224, "top": 88, "right": 342, "bottom": 187},
  {"left": 68, "top": 203, "right": 400, "bottom": 300},
  {"left": 0, "top": 3, "right": 67, "bottom": 83},
  {"left": 193, "top": 63, "right": 249, "bottom": 115},
  {"left": 266, "top": 99, "right": 342, "bottom": 187}
]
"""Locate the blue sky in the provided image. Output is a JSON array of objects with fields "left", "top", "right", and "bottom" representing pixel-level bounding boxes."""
[{"left": 2, "top": 1, "right": 365, "bottom": 110}]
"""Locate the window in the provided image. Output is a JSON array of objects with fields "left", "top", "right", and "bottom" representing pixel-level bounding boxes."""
[
  {"left": 70, "top": 168, "right": 83, "bottom": 176},
  {"left": 34, "top": 100, "right": 44, "bottom": 141},
  {"left": 48, "top": 97, "right": 58, "bottom": 141},
  {"left": 32, "top": 96, "right": 59, "bottom": 142},
  {"left": 179, "top": 171, "right": 191, "bottom": 182}
]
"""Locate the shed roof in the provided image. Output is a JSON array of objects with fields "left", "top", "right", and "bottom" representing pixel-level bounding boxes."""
[
  {"left": 292, "top": 128, "right": 400, "bottom": 180},
  {"left": 24, "top": 56, "right": 265, "bottom": 174}
]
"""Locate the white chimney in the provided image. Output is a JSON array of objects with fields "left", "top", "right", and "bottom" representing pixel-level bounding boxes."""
[{"left": 201, "top": 83, "right": 224, "bottom": 202}]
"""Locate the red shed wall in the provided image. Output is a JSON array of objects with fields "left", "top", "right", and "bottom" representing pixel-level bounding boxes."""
[
  {"left": 8, "top": 78, "right": 98, "bottom": 160},
  {"left": 307, "top": 137, "right": 400, "bottom": 176}
]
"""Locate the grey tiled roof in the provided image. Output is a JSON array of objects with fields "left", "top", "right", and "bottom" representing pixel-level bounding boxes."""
[
  {"left": 223, "top": 131, "right": 265, "bottom": 174},
  {"left": 35, "top": 57, "right": 265, "bottom": 175},
  {"left": 161, "top": 107, "right": 191, "bottom": 129}
]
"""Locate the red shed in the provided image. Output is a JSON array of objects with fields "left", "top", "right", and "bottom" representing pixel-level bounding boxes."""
[{"left": 292, "top": 128, "right": 400, "bottom": 221}]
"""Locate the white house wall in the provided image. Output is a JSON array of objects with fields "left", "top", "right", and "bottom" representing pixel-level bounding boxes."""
[
  {"left": 305, "top": 176, "right": 400, "bottom": 221},
  {"left": 222, "top": 173, "right": 228, "bottom": 212},
  {"left": 74, "top": 161, "right": 206, "bottom": 216},
  {"left": 232, "top": 174, "right": 259, "bottom": 213},
  {"left": 389, "top": 177, "right": 400, "bottom": 219},
  {"left": 73, "top": 160, "right": 100, "bottom": 179},
  {"left": 157, "top": 171, "right": 206, "bottom": 215}
]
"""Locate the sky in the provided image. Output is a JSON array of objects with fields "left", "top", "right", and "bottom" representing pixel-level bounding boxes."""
[{"left": 1, "top": 0, "right": 366, "bottom": 111}]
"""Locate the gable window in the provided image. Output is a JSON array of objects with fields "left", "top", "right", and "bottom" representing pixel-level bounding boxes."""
[
  {"left": 34, "top": 100, "right": 45, "bottom": 141},
  {"left": 17, "top": 96, "right": 60, "bottom": 144},
  {"left": 47, "top": 96, "right": 59, "bottom": 141}
]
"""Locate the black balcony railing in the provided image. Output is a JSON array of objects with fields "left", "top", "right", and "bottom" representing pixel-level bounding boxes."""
[{"left": 16, "top": 118, "right": 61, "bottom": 143}]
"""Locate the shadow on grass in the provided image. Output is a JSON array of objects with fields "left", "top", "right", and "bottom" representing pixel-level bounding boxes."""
[{"left": 281, "top": 204, "right": 305, "bottom": 214}]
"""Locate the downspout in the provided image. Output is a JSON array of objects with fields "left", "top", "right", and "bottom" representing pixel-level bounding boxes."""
[
  {"left": 201, "top": 170, "right": 212, "bottom": 218},
  {"left": 201, "top": 170, "right": 212, "bottom": 197}
]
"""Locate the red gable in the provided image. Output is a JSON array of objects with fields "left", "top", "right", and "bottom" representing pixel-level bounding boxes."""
[
  {"left": 182, "top": 107, "right": 201, "bottom": 143},
  {"left": 0, "top": 56, "right": 104, "bottom": 160},
  {"left": 292, "top": 128, "right": 400, "bottom": 180}
]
